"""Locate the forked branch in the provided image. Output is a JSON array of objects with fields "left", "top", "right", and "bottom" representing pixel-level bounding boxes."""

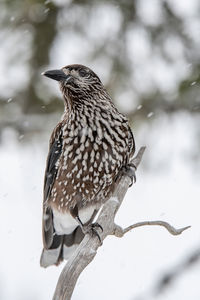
[{"left": 53, "top": 146, "right": 190, "bottom": 300}]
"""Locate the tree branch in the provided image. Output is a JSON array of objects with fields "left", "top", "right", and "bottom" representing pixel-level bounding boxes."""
[
  {"left": 52, "top": 146, "right": 190, "bottom": 300},
  {"left": 113, "top": 221, "right": 191, "bottom": 237}
]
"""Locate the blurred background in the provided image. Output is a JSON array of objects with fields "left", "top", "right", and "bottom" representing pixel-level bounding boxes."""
[{"left": 0, "top": 0, "right": 200, "bottom": 299}]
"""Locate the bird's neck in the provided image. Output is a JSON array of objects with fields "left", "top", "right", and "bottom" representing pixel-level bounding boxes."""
[
  {"left": 62, "top": 88, "right": 114, "bottom": 117},
  {"left": 61, "top": 91, "right": 121, "bottom": 132}
]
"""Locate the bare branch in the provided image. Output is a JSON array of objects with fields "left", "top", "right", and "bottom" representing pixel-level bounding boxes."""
[
  {"left": 52, "top": 146, "right": 189, "bottom": 300},
  {"left": 113, "top": 221, "right": 191, "bottom": 237},
  {"left": 132, "top": 146, "right": 146, "bottom": 169}
]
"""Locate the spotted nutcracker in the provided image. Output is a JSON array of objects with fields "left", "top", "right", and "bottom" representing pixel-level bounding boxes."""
[{"left": 40, "top": 64, "right": 135, "bottom": 267}]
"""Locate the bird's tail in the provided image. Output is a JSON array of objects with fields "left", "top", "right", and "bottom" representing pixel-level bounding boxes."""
[{"left": 40, "top": 226, "right": 84, "bottom": 268}]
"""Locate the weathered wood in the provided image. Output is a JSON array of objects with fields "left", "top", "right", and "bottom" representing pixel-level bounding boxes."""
[{"left": 52, "top": 146, "right": 189, "bottom": 300}]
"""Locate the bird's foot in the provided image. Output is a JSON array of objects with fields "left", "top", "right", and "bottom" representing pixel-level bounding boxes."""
[
  {"left": 73, "top": 207, "right": 103, "bottom": 244},
  {"left": 116, "top": 163, "right": 137, "bottom": 187},
  {"left": 81, "top": 222, "right": 103, "bottom": 244}
]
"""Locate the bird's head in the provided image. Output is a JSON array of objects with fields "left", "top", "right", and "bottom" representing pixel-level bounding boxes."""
[{"left": 42, "top": 64, "right": 103, "bottom": 97}]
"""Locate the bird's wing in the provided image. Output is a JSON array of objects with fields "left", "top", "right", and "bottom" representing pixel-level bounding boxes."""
[
  {"left": 42, "top": 123, "right": 63, "bottom": 249},
  {"left": 40, "top": 122, "right": 86, "bottom": 267}
]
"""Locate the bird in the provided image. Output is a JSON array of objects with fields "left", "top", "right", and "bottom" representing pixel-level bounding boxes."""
[{"left": 40, "top": 64, "right": 135, "bottom": 267}]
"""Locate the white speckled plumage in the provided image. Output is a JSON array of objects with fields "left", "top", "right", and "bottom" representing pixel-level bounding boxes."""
[{"left": 41, "top": 64, "right": 135, "bottom": 267}]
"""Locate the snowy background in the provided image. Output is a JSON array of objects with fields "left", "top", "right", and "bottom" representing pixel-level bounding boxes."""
[{"left": 1, "top": 0, "right": 200, "bottom": 299}]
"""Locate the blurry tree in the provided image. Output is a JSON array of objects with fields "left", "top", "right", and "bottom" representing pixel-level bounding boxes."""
[
  {"left": 0, "top": 2, "right": 199, "bottom": 298},
  {"left": 0, "top": 0, "right": 200, "bottom": 132}
]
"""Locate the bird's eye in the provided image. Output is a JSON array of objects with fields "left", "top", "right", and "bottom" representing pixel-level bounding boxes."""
[{"left": 79, "top": 69, "right": 88, "bottom": 77}]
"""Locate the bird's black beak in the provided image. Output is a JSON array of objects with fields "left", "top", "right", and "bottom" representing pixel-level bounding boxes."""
[{"left": 42, "top": 69, "right": 71, "bottom": 82}]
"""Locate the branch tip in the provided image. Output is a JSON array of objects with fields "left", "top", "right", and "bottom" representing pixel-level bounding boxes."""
[
  {"left": 132, "top": 146, "right": 146, "bottom": 168},
  {"left": 118, "top": 221, "right": 191, "bottom": 237}
]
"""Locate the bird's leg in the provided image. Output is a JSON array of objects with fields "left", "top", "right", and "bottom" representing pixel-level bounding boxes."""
[
  {"left": 69, "top": 206, "right": 103, "bottom": 244},
  {"left": 115, "top": 163, "right": 137, "bottom": 187},
  {"left": 76, "top": 217, "right": 103, "bottom": 245}
]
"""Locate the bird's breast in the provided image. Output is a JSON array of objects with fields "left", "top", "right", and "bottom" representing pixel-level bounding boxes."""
[{"left": 49, "top": 115, "right": 129, "bottom": 210}]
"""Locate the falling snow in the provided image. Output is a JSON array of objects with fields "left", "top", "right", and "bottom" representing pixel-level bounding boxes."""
[
  {"left": 18, "top": 134, "right": 24, "bottom": 141},
  {"left": 147, "top": 112, "right": 154, "bottom": 118},
  {"left": 137, "top": 104, "right": 143, "bottom": 110}
]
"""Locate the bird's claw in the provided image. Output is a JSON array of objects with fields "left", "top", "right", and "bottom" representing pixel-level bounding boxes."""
[
  {"left": 116, "top": 163, "right": 137, "bottom": 187},
  {"left": 127, "top": 163, "right": 137, "bottom": 186},
  {"left": 82, "top": 222, "right": 103, "bottom": 245}
]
